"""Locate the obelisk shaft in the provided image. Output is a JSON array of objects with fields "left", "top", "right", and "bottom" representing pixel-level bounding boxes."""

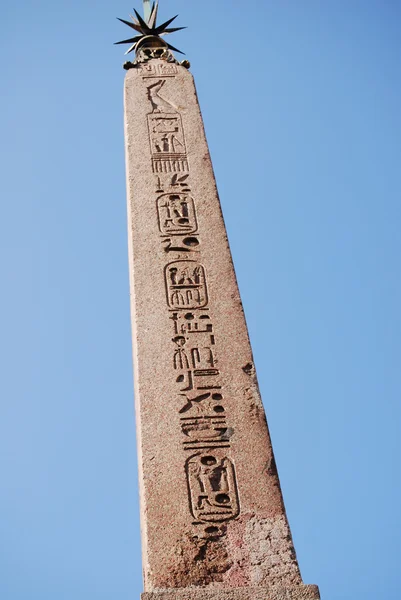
[{"left": 124, "top": 60, "right": 319, "bottom": 599}]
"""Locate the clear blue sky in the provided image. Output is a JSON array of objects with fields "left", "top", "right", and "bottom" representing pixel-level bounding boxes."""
[{"left": 1, "top": 1, "right": 400, "bottom": 599}]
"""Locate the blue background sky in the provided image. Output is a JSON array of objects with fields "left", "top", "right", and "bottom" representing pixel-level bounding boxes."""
[{"left": 1, "top": 1, "right": 400, "bottom": 599}]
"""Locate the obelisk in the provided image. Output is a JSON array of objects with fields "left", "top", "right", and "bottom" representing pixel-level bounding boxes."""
[{"left": 118, "top": 4, "right": 320, "bottom": 599}]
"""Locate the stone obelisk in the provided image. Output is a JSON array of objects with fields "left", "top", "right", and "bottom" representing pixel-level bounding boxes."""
[{"left": 118, "top": 4, "right": 320, "bottom": 599}]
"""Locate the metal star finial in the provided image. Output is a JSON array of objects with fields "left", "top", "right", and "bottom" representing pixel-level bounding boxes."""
[{"left": 115, "top": 1, "right": 186, "bottom": 56}]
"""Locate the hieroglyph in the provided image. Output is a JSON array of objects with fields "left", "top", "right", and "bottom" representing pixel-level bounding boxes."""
[{"left": 140, "top": 69, "right": 241, "bottom": 538}]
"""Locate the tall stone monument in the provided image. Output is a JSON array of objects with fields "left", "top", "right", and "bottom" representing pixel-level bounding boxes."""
[{"left": 117, "top": 3, "right": 320, "bottom": 599}]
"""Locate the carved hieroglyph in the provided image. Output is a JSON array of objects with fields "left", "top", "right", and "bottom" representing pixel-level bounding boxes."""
[{"left": 124, "top": 60, "right": 320, "bottom": 598}]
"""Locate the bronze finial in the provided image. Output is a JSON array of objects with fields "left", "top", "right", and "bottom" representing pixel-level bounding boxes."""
[{"left": 115, "top": 1, "right": 186, "bottom": 57}]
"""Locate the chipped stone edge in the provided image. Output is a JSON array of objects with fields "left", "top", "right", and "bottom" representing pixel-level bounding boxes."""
[{"left": 141, "top": 584, "right": 320, "bottom": 600}]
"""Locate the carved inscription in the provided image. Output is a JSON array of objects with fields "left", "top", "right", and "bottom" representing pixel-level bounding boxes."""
[
  {"left": 147, "top": 80, "right": 177, "bottom": 113},
  {"left": 163, "top": 237, "right": 200, "bottom": 254},
  {"left": 173, "top": 336, "right": 215, "bottom": 371},
  {"left": 148, "top": 115, "right": 188, "bottom": 174},
  {"left": 171, "top": 312, "right": 214, "bottom": 336},
  {"left": 156, "top": 174, "right": 191, "bottom": 194},
  {"left": 147, "top": 80, "right": 189, "bottom": 174},
  {"left": 165, "top": 261, "right": 208, "bottom": 309},
  {"left": 179, "top": 391, "right": 224, "bottom": 416},
  {"left": 153, "top": 157, "right": 189, "bottom": 175},
  {"left": 139, "top": 62, "right": 157, "bottom": 76},
  {"left": 138, "top": 63, "right": 178, "bottom": 77},
  {"left": 157, "top": 193, "right": 198, "bottom": 235},
  {"left": 148, "top": 116, "right": 186, "bottom": 153},
  {"left": 176, "top": 368, "right": 221, "bottom": 393},
  {"left": 144, "top": 75, "right": 241, "bottom": 538},
  {"left": 181, "top": 415, "right": 230, "bottom": 447},
  {"left": 159, "top": 63, "right": 178, "bottom": 76},
  {"left": 186, "top": 454, "right": 240, "bottom": 522}
]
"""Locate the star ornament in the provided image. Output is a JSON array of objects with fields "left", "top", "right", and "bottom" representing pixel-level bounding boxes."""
[{"left": 115, "top": 1, "right": 186, "bottom": 55}]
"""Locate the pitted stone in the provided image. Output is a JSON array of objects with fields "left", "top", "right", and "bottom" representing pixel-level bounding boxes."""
[
  {"left": 142, "top": 585, "right": 320, "bottom": 600},
  {"left": 124, "top": 56, "right": 319, "bottom": 597}
]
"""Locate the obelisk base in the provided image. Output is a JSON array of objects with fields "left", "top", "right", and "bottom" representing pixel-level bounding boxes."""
[{"left": 142, "top": 586, "right": 320, "bottom": 600}]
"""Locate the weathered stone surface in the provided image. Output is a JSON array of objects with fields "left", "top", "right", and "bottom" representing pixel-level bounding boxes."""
[
  {"left": 142, "top": 586, "right": 320, "bottom": 600},
  {"left": 124, "top": 59, "right": 318, "bottom": 596}
]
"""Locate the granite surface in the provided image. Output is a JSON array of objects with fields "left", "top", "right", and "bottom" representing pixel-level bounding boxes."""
[
  {"left": 142, "top": 586, "right": 320, "bottom": 600},
  {"left": 124, "top": 59, "right": 318, "bottom": 596}
]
